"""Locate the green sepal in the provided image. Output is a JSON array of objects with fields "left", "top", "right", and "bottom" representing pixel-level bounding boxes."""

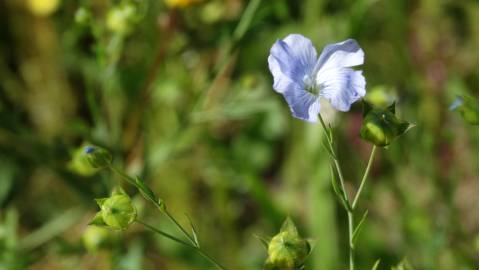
[
  {"left": 387, "top": 101, "right": 396, "bottom": 114},
  {"left": 363, "top": 101, "right": 373, "bottom": 117},
  {"left": 280, "top": 217, "right": 299, "bottom": 236},
  {"left": 254, "top": 234, "right": 270, "bottom": 250},
  {"left": 95, "top": 198, "right": 107, "bottom": 207},
  {"left": 112, "top": 187, "right": 127, "bottom": 196},
  {"left": 89, "top": 212, "right": 107, "bottom": 226}
]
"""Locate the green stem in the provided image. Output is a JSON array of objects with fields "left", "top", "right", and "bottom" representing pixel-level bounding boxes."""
[
  {"left": 109, "top": 166, "right": 197, "bottom": 246},
  {"left": 136, "top": 220, "right": 227, "bottom": 270},
  {"left": 318, "top": 114, "right": 355, "bottom": 270},
  {"left": 352, "top": 145, "right": 377, "bottom": 209},
  {"left": 136, "top": 219, "right": 193, "bottom": 248},
  {"left": 318, "top": 114, "right": 350, "bottom": 205},
  {"left": 348, "top": 212, "right": 354, "bottom": 270}
]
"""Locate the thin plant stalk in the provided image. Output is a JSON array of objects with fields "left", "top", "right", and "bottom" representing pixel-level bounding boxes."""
[
  {"left": 109, "top": 166, "right": 226, "bottom": 270},
  {"left": 318, "top": 114, "right": 378, "bottom": 270},
  {"left": 136, "top": 220, "right": 226, "bottom": 270},
  {"left": 352, "top": 146, "right": 377, "bottom": 209}
]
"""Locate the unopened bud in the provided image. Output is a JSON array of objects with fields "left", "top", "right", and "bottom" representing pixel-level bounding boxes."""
[
  {"left": 264, "top": 218, "right": 311, "bottom": 270},
  {"left": 92, "top": 189, "right": 136, "bottom": 230},
  {"left": 83, "top": 146, "right": 112, "bottom": 169},
  {"left": 360, "top": 102, "right": 413, "bottom": 147}
]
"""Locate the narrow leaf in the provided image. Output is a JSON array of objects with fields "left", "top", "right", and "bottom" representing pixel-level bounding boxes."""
[
  {"left": 352, "top": 210, "right": 369, "bottom": 245},
  {"left": 185, "top": 214, "right": 200, "bottom": 247},
  {"left": 135, "top": 176, "right": 157, "bottom": 201},
  {"left": 372, "top": 259, "right": 380, "bottom": 270}
]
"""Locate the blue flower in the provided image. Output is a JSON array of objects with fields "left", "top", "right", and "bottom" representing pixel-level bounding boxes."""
[{"left": 268, "top": 34, "right": 366, "bottom": 122}]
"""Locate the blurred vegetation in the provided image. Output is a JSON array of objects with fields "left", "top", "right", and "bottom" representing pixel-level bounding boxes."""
[{"left": 1, "top": 0, "right": 479, "bottom": 269}]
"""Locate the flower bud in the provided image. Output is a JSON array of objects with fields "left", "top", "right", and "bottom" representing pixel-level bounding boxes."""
[
  {"left": 75, "top": 7, "right": 92, "bottom": 25},
  {"left": 82, "top": 146, "right": 112, "bottom": 169},
  {"left": 360, "top": 102, "right": 413, "bottom": 147},
  {"left": 68, "top": 145, "right": 100, "bottom": 176},
  {"left": 264, "top": 218, "right": 311, "bottom": 270},
  {"left": 82, "top": 226, "right": 112, "bottom": 252},
  {"left": 92, "top": 189, "right": 136, "bottom": 230},
  {"left": 106, "top": 4, "right": 137, "bottom": 35},
  {"left": 450, "top": 95, "right": 479, "bottom": 125}
]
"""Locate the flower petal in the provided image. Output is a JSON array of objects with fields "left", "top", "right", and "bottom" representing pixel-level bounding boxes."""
[
  {"left": 315, "top": 39, "right": 364, "bottom": 73},
  {"left": 268, "top": 34, "right": 317, "bottom": 93},
  {"left": 317, "top": 68, "right": 366, "bottom": 112},
  {"left": 282, "top": 86, "right": 321, "bottom": 122}
]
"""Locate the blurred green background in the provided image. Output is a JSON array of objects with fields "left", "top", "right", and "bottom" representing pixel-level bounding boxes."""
[{"left": 1, "top": 0, "right": 479, "bottom": 269}]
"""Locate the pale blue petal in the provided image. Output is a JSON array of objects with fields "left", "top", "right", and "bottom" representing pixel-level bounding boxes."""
[
  {"left": 314, "top": 39, "right": 364, "bottom": 73},
  {"left": 268, "top": 34, "right": 317, "bottom": 93},
  {"left": 317, "top": 68, "right": 366, "bottom": 111},
  {"left": 283, "top": 87, "right": 321, "bottom": 122}
]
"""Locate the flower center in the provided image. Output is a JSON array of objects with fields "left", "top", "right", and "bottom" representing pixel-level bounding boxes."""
[{"left": 303, "top": 74, "right": 319, "bottom": 95}]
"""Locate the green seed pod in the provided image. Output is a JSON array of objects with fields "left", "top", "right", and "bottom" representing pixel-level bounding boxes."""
[
  {"left": 450, "top": 95, "right": 479, "bottom": 125},
  {"left": 95, "top": 192, "right": 136, "bottom": 230},
  {"left": 360, "top": 102, "right": 413, "bottom": 147},
  {"left": 264, "top": 218, "right": 311, "bottom": 270},
  {"left": 82, "top": 146, "right": 112, "bottom": 169}
]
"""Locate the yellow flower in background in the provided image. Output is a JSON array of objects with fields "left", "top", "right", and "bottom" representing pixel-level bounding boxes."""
[
  {"left": 27, "top": 0, "right": 60, "bottom": 17},
  {"left": 165, "top": 0, "right": 201, "bottom": 8}
]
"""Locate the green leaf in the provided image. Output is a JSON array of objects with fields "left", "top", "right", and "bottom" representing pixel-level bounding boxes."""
[
  {"left": 372, "top": 259, "right": 381, "bottom": 270},
  {"left": 185, "top": 214, "right": 200, "bottom": 247},
  {"left": 330, "top": 165, "right": 350, "bottom": 211},
  {"left": 352, "top": 210, "right": 368, "bottom": 246},
  {"left": 135, "top": 176, "right": 157, "bottom": 201}
]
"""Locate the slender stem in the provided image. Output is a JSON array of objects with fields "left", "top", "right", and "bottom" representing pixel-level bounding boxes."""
[
  {"left": 348, "top": 212, "right": 355, "bottom": 270},
  {"left": 136, "top": 219, "right": 193, "bottom": 248},
  {"left": 109, "top": 166, "right": 196, "bottom": 245},
  {"left": 318, "top": 114, "right": 355, "bottom": 270},
  {"left": 163, "top": 208, "right": 197, "bottom": 246},
  {"left": 318, "top": 114, "right": 350, "bottom": 205},
  {"left": 352, "top": 145, "right": 377, "bottom": 209},
  {"left": 137, "top": 220, "right": 227, "bottom": 270}
]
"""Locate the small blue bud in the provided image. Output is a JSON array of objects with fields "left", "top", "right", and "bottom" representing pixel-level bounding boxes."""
[
  {"left": 84, "top": 146, "right": 95, "bottom": 154},
  {"left": 82, "top": 146, "right": 112, "bottom": 169}
]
